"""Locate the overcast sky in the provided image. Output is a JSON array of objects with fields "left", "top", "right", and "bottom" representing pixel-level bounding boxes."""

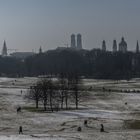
[{"left": 0, "top": 0, "right": 140, "bottom": 52}]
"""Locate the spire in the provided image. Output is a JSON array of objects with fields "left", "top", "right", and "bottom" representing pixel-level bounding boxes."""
[
  {"left": 102, "top": 40, "right": 106, "bottom": 51},
  {"left": 39, "top": 46, "right": 42, "bottom": 54},
  {"left": 122, "top": 37, "right": 124, "bottom": 41},
  {"left": 2, "top": 40, "right": 7, "bottom": 56},
  {"left": 113, "top": 40, "right": 117, "bottom": 52},
  {"left": 136, "top": 40, "right": 139, "bottom": 53}
]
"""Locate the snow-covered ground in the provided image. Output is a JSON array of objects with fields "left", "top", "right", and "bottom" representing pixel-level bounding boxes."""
[{"left": 0, "top": 77, "right": 140, "bottom": 139}]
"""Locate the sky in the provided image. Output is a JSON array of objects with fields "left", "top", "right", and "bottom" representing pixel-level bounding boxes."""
[{"left": 0, "top": 0, "right": 140, "bottom": 52}]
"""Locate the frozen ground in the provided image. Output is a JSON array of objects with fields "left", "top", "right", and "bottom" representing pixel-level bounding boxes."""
[{"left": 0, "top": 78, "right": 140, "bottom": 139}]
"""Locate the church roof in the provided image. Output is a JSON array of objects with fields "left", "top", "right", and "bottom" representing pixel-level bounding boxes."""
[{"left": 119, "top": 37, "right": 127, "bottom": 46}]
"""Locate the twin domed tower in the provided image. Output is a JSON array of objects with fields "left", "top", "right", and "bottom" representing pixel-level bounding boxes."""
[{"left": 71, "top": 34, "right": 82, "bottom": 49}]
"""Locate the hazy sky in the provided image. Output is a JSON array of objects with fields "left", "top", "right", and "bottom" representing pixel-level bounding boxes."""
[{"left": 0, "top": 0, "right": 140, "bottom": 52}]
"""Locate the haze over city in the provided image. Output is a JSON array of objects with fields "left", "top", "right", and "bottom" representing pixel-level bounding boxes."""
[
  {"left": 0, "top": 0, "right": 140, "bottom": 51},
  {"left": 1, "top": 1, "right": 140, "bottom": 139}
]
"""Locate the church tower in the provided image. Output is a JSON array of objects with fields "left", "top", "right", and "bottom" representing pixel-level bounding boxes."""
[
  {"left": 119, "top": 37, "right": 127, "bottom": 53},
  {"left": 77, "top": 34, "right": 82, "bottom": 49},
  {"left": 113, "top": 40, "right": 117, "bottom": 52},
  {"left": 2, "top": 40, "right": 7, "bottom": 56},
  {"left": 136, "top": 41, "right": 139, "bottom": 53},
  {"left": 102, "top": 40, "right": 106, "bottom": 51},
  {"left": 71, "top": 34, "right": 76, "bottom": 48},
  {"left": 39, "top": 46, "right": 42, "bottom": 54}
]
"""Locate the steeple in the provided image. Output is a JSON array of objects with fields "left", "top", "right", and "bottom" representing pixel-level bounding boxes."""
[
  {"left": 113, "top": 40, "right": 117, "bottom": 52},
  {"left": 102, "top": 40, "right": 106, "bottom": 51},
  {"left": 39, "top": 46, "right": 42, "bottom": 54},
  {"left": 2, "top": 40, "right": 7, "bottom": 56},
  {"left": 136, "top": 40, "right": 139, "bottom": 53}
]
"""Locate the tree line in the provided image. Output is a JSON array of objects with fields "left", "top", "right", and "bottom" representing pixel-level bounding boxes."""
[{"left": 0, "top": 48, "right": 140, "bottom": 79}]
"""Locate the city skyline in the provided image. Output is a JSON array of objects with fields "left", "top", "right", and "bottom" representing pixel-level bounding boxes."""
[{"left": 0, "top": 0, "right": 140, "bottom": 51}]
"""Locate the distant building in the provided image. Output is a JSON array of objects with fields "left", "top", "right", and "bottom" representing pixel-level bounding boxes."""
[
  {"left": 2, "top": 40, "right": 7, "bottom": 56},
  {"left": 10, "top": 52, "right": 35, "bottom": 59},
  {"left": 102, "top": 40, "right": 106, "bottom": 51},
  {"left": 136, "top": 41, "right": 139, "bottom": 53},
  {"left": 71, "top": 34, "right": 76, "bottom": 48},
  {"left": 119, "top": 37, "right": 127, "bottom": 53},
  {"left": 56, "top": 47, "right": 67, "bottom": 51},
  {"left": 39, "top": 46, "right": 42, "bottom": 54},
  {"left": 113, "top": 40, "right": 117, "bottom": 52},
  {"left": 77, "top": 34, "right": 82, "bottom": 49}
]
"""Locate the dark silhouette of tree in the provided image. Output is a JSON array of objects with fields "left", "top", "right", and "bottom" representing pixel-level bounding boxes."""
[
  {"left": 1, "top": 47, "right": 140, "bottom": 80},
  {"left": 26, "top": 82, "right": 42, "bottom": 108},
  {"left": 26, "top": 74, "right": 84, "bottom": 111}
]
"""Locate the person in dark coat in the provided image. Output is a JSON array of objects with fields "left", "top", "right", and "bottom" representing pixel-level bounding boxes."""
[
  {"left": 100, "top": 124, "right": 104, "bottom": 132},
  {"left": 19, "top": 126, "right": 23, "bottom": 134},
  {"left": 84, "top": 120, "right": 88, "bottom": 126},
  {"left": 17, "top": 106, "right": 21, "bottom": 113}
]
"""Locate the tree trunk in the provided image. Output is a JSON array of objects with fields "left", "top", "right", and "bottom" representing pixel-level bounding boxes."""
[
  {"left": 61, "top": 95, "right": 64, "bottom": 109},
  {"left": 50, "top": 92, "right": 53, "bottom": 112},
  {"left": 44, "top": 99, "right": 47, "bottom": 111},
  {"left": 76, "top": 93, "right": 78, "bottom": 109},
  {"left": 65, "top": 93, "right": 68, "bottom": 109},
  {"left": 75, "top": 89, "right": 78, "bottom": 109},
  {"left": 36, "top": 99, "right": 38, "bottom": 108}
]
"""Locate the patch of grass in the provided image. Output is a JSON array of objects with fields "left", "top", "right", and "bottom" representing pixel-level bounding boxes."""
[
  {"left": 22, "top": 106, "right": 85, "bottom": 113},
  {"left": 124, "top": 120, "right": 140, "bottom": 129},
  {"left": 22, "top": 106, "right": 45, "bottom": 113}
]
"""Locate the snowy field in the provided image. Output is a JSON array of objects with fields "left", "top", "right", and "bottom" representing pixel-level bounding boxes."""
[{"left": 0, "top": 78, "right": 140, "bottom": 139}]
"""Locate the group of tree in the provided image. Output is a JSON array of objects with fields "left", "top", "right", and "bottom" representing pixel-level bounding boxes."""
[
  {"left": 0, "top": 48, "right": 140, "bottom": 79},
  {"left": 26, "top": 73, "right": 85, "bottom": 111},
  {"left": 0, "top": 56, "right": 25, "bottom": 77},
  {"left": 25, "top": 48, "right": 140, "bottom": 80}
]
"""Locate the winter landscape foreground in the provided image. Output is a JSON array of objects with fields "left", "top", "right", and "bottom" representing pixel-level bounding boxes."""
[{"left": 0, "top": 78, "right": 140, "bottom": 139}]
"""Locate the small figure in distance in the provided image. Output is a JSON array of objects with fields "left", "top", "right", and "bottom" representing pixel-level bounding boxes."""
[
  {"left": 89, "top": 86, "right": 92, "bottom": 90},
  {"left": 17, "top": 106, "right": 21, "bottom": 113},
  {"left": 19, "top": 126, "right": 23, "bottom": 134},
  {"left": 100, "top": 124, "right": 104, "bottom": 132},
  {"left": 21, "top": 90, "right": 22, "bottom": 94},
  {"left": 102, "top": 87, "right": 105, "bottom": 91},
  {"left": 84, "top": 120, "right": 88, "bottom": 126},
  {"left": 125, "top": 102, "right": 127, "bottom": 105},
  {"left": 77, "top": 126, "right": 82, "bottom": 132}
]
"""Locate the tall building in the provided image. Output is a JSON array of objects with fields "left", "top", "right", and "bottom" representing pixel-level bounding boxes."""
[
  {"left": 136, "top": 41, "right": 139, "bottom": 53},
  {"left": 119, "top": 37, "right": 127, "bottom": 53},
  {"left": 71, "top": 34, "right": 76, "bottom": 48},
  {"left": 102, "top": 40, "right": 106, "bottom": 51},
  {"left": 77, "top": 34, "right": 82, "bottom": 49},
  {"left": 113, "top": 40, "right": 117, "bottom": 52},
  {"left": 39, "top": 46, "right": 42, "bottom": 54},
  {"left": 2, "top": 40, "right": 7, "bottom": 56}
]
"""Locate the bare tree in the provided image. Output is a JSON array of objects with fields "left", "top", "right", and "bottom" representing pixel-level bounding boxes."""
[
  {"left": 68, "top": 74, "right": 81, "bottom": 109},
  {"left": 39, "top": 79, "right": 50, "bottom": 111},
  {"left": 58, "top": 73, "right": 69, "bottom": 109},
  {"left": 26, "top": 74, "right": 84, "bottom": 111},
  {"left": 26, "top": 82, "right": 42, "bottom": 108},
  {"left": 39, "top": 78, "right": 57, "bottom": 112}
]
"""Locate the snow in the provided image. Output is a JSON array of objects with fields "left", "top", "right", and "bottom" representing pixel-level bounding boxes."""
[
  {"left": 0, "top": 134, "right": 67, "bottom": 140},
  {"left": 0, "top": 77, "right": 139, "bottom": 139}
]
